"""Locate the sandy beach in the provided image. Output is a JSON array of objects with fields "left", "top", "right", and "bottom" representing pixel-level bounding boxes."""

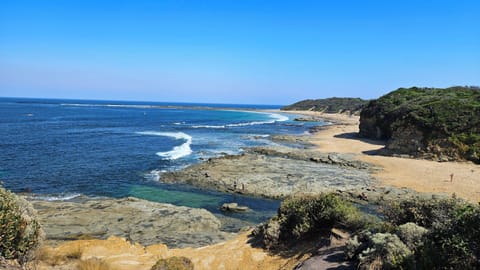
[{"left": 286, "top": 110, "right": 480, "bottom": 203}]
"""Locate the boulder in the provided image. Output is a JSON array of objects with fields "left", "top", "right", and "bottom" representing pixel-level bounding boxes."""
[{"left": 220, "top": 203, "right": 249, "bottom": 212}]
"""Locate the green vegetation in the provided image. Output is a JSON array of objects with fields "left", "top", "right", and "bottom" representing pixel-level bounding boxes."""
[
  {"left": 0, "top": 186, "right": 43, "bottom": 265},
  {"left": 281, "top": 97, "right": 368, "bottom": 114},
  {"left": 150, "top": 256, "right": 194, "bottom": 270},
  {"left": 359, "top": 86, "right": 480, "bottom": 163},
  {"left": 253, "top": 193, "right": 377, "bottom": 249},
  {"left": 348, "top": 196, "right": 480, "bottom": 269},
  {"left": 254, "top": 193, "right": 480, "bottom": 269}
]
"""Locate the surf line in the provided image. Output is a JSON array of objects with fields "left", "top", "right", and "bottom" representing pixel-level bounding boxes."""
[{"left": 136, "top": 131, "right": 193, "bottom": 160}]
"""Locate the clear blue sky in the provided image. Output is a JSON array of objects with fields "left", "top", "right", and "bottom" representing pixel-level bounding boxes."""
[{"left": 1, "top": 0, "right": 479, "bottom": 104}]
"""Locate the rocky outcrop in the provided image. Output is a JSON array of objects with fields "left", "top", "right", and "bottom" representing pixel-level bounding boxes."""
[
  {"left": 294, "top": 117, "right": 321, "bottom": 122},
  {"left": 247, "top": 146, "right": 374, "bottom": 170},
  {"left": 30, "top": 197, "right": 233, "bottom": 248},
  {"left": 359, "top": 87, "right": 480, "bottom": 163},
  {"left": 160, "top": 146, "right": 376, "bottom": 199}
]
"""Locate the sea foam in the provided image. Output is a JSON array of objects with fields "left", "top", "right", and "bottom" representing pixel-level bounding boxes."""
[
  {"left": 61, "top": 103, "right": 154, "bottom": 109},
  {"left": 190, "top": 112, "right": 289, "bottom": 129},
  {"left": 191, "top": 125, "right": 226, "bottom": 129},
  {"left": 136, "top": 131, "right": 193, "bottom": 160},
  {"left": 226, "top": 112, "right": 288, "bottom": 127},
  {"left": 33, "top": 193, "right": 81, "bottom": 201}
]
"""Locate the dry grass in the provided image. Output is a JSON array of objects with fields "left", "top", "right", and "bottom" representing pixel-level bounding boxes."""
[
  {"left": 36, "top": 246, "right": 83, "bottom": 266},
  {"left": 77, "top": 258, "right": 111, "bottom": 270}
]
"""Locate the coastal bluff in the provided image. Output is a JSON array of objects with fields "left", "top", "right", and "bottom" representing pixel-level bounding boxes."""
[
  {"left": 281, "top": 97, "right": 368, "bottom": 115},
  {"left": 359, "top": 86, "right": 480, "bottom": 163}
]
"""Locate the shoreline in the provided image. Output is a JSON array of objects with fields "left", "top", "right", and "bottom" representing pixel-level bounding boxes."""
[
  {"left": 28, "top": 108, "right": 480, "bottom": 249},
  {"left": 27, "top": 109, "right": 480, "bottom": 269},
  {"left": 286, "top": 110, "right": 480, "bottom": 203}
]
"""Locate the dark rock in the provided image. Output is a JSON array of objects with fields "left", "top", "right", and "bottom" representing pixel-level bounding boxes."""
[
  {"left": 220, "top": 203, "right": 249, "bottom": 212},
  {"left": 294, "top": 117, "right": 319, "bottom": 122}
]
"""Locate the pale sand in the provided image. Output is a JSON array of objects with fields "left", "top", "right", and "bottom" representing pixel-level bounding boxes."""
[
  {"left": 282, "top": 110, "right": 480, "bottom": 203},
  {"left": 37, "top": 233, "right": 299, "bottom": 270}
]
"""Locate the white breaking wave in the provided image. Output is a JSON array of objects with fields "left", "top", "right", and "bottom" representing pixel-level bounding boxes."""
[
  {"left": 61, "top": 103, "right": 155, "bottom": 109},
  {"left": 191, "top": 125, "right": 226, "bottom": 129},
  {"left": 33, "top": 193, "right": 81, "bottom": 201},
  {"left": 226, "top": 113, "right": 288, "bottom": 127},
  {"left": 270, "top": 113, "right": 289, "bottom": 122},
  {"left": 191, "top": 112, "right": 289, "bottom": 129},
  {"left": 144, "top": 169, "right": 167, "bottom": 181},
  {"left": 136, "top": 131, "right": 193, "bottom": 160}
]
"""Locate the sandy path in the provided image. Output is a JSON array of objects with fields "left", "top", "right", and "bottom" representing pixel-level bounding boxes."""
[{"left": 281, "top": 110, "right": 480, "bottom": 203}]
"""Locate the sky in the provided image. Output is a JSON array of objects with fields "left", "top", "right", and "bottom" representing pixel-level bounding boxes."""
[{"left": 0, "top": 0, "right": 479, "bottom": 105}]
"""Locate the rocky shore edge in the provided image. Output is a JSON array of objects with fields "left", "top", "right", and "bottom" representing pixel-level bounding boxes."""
[{"left": 14, "top": 111, "right": 465, "bottom": 270}]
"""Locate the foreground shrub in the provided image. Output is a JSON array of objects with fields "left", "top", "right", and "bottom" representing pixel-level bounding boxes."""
[
  {"left": 348, "top": 196, "right": 480, "bottom": 269},
  {"left": 151, "top": 256, "right": 194, "bottom": 270},
  {"left": 0, "top": 187, "right": 44, "bottom": 264},
  {"left": 417, "top": 203, "right": 480, "bottom": 269},
  {"left": 254, "top": 193, "right": 376, "bottom": 249},
  {"left": 396, "top": 222, "right": 428, "bottom": 250},
  {"left": 357, "top": 233, "right": 413, "bottom": 270}
]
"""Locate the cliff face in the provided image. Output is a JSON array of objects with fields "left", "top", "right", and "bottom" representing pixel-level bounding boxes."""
[
  {"left": 281, "top": 97, "right": 368, "bottom": 115},
  {"left": 359, "top": 86, "right": 480, "bottom": 163}
]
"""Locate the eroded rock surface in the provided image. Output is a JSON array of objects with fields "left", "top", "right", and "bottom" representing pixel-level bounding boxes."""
[
  {"left": 30, "top": 197, "right": 233, "bottom": 248},
  {"left": 161, "top": 146, "right": 376, "bottom": 199}
]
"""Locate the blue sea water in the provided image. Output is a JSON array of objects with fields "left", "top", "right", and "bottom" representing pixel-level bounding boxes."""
[{"left": 0, "top": 97, "right": 323, "bottom": 224}]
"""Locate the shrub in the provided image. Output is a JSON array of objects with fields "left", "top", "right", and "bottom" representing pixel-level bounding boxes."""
[
  {"left": 417, "top": 203, "right": 480, "bottom": 269},
  {"left": 151, "top": 256, "right": 194, "bottom": 270},
  {"left": 278, "top": 194, "right": 356, "bottom": 240},
  {"left": 254, "top": 193, "right": 376, "bottom": 248},
  {"left": 396, "top": 223, "right": 428, "bottom": 250},
  {"left": 0, "top": 187, "right": 44, "bottom": 264},
  {"left": 381, "top": 196, "right": 458, "bottom": 228},
  {"left": 360, "top": 196, "right": 480, "bottom": 269},
  {"left": 357, "top": 233, "right": 413, "bottom": 270}
]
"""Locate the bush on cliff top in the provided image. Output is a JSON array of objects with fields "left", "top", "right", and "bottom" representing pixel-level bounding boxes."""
[
  {"left": 281, "top": 97, "right": 368, "bottom": 114},
  {"left": 0, "top": 186, "right": 44, "bottom": 264},
  {"left": 359, "top": 86, "right": 480, "bottom": 163}
]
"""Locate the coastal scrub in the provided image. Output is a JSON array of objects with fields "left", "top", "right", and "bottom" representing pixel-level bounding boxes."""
[
  {"left": 359, "top": 86, "right": 480, "bottom": 163},
  {"left": 253, "top": 193, "right": 376, "bottom": 249},
  {"left": 0, "top": 186, "right": 44, "bottom": 265}
]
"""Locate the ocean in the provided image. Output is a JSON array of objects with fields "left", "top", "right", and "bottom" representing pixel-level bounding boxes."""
[{"left": 0, "top": 97, "right": 323, "bottom": 224}]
